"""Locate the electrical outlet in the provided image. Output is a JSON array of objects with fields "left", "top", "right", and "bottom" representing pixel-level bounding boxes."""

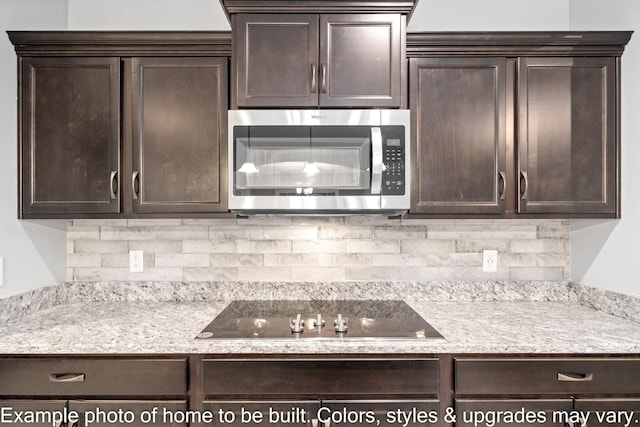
[
  {"left": 0, "top": 256, "right": 3, "bottom": 286},
  {"left": 129, "top": 250, "right": 144, "bottom": 273},
  {"left": 483, "top": 250, "right": 498, "bottom": 272}
]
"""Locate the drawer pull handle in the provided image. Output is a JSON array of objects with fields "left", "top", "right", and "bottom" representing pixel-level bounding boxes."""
[
  {"left": 49, "top": 373, "right": 86, "bottom": 383},
  {"left": 557, "top": 372, "right": 593, "bottom": 382}
]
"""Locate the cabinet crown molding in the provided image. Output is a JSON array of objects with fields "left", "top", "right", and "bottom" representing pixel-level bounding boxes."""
[
  {"left": 407, "top": 31, "right": 633, "bottom": 57},
  {"left": 7, "top": 31, "right": 233, "bottom": 57},
  {"left": 219, "top": 0, "right": 417, "bottom": 19}
]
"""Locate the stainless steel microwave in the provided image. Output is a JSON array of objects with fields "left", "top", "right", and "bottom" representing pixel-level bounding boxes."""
[{"left": 228, "top": 110, "right": 410, "bottom": 215}]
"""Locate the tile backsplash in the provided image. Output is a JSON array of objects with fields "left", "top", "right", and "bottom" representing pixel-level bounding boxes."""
[{"left": 67, "top": 217, "right": 569, "bottom": 282}]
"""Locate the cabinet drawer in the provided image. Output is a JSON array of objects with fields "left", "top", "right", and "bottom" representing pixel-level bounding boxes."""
[
  {"left": 455, "top": 358, "right": 640, "bottom": 395},
  {"left": 203, "top": 359, "right": 438, "bottom": 397},
  {"left": 0, "top": 358, "right": 187, "bottom": 396}
]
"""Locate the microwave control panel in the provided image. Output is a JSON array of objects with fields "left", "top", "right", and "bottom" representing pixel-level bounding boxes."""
[{"left": 381, "top": 126, "right": 406, "bottom": 195}]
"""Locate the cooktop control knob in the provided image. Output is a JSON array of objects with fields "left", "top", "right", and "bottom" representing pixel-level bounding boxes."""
[
  {"left": 312, "top": 314, "right": 325, "bottom": 330},
  {"left": 290, "top": 314, "right": 304, "bottom": 334},
  {"left": 334, "top": 314, "right": 348, "bottom": 334}
]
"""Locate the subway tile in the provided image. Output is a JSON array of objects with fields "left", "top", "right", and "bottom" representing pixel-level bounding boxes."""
[
  {"left": 426, "top": 253, "right": 480, "bottom": 267},
  {"left": 210, "top": 253, "right": 263, "bottom": 267},
  {"left": 183, "top": 239, "right": 237, "bottom": 253},
  {"left": 455, "top": 239, "right": 510, "bottom": 253},
  {"left": 128, "top": 240, "right": 183, "bottom": 254},
  {"left": 318, "top": 226, "right": 374, "bottom": 239},
  {"left": 209, "top": 226, "right": 264, "bottom": 240},
  {"left": 237, "top": 267, "right": 292, "bottom": 281},
  {"left": 100, "top": 226, "right": 156, "bottom": 241},
  {"left": 264, "top": 253, "right": 319, "bottom": 267},
  {"left": 370, "top": 253, "right": 428, "bottom": 267},
  {"left": 292, "top": 240, "right": 346, "bottom": 253},
  {"left": 67, "top": 225, "right": 100, "bottom": 240},
  {"left": 374, "top": 225, "right": 428, "bottom": 240},
  {"left": 401, "top": 267, "right": 457, "bottom": 281},
  {"left": 155, "top": 254, "right": 210, "bottom": 268},
  {"left": 510, "top": 267, "right": 567, "bottom": 281},
  {"left": 67, "top": 253, "right": 101, "bottom": 268},
  {"left": 263, "top": 226, "right": 318, "bottom": 240},
  {"left": 402, "top": 240, "right": 456, "bottom": 254},
  {"left": 74, "top": 240, "right": 128, "bottom": 254},
  {"left": 291, "top": 267, "right": 346, "bottom": 281},
  {"left": 318, "top": 253, "right": 373, "bottom": 267},
  {"left": 183, "top": 218, "right": 239, "bottom": 226},
  {"left": 346, "top": 267, "right": 402, "bottom": 281},
  {"left": 236, "top": 240, "right": 292, "bottom": 254},
  {"left": 510, "top": 239, "right": 566, "bottom": 254},
  {"left": 184, "top": 267, "right": 238, "bottom": 281},
  {"left": 155, "top": 226, "right": 209, "bottom": 240},
  {"left": 345, "top": 239, "right": 401, "bottom": 253}
]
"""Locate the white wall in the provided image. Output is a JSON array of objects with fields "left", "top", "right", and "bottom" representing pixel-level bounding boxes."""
[
  {"left": 408, "top": 0, "right": 570, "bottom": 31},
  {"left": 569, "top": 0, "right": 640, "bottom": 296},
  {"left": 0, "top": 0, "right": 69, "bottom": 298},
  {"left": 67, "top": 0, "right": 230, "bottom": 30}
]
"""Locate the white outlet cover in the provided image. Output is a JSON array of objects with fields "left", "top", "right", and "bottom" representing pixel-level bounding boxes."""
[
  {"left": 0, "top": 256, "right": 3, "bottom": 286},
  {"left": 129, "top": 250, "right": 144, "bottom": 273},
  {"left": 483, "top": 250, "right": 498, "bottom": 272}
]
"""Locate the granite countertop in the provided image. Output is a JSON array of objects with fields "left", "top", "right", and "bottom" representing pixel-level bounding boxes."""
[{"left": 1, "top": 281, "right": 640, "bottom": 354}]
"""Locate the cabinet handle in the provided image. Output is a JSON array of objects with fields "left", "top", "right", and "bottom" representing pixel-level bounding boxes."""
[
  {"left": 520, "top": 171, "right": 529, "bottom": 200},
  {"left": 109, "top": 171, "right": 118, "bottom": 200},
  {"left": 320, "top": 63, "right": 327, "bottom": 93},
  {"left": 311, "top": 64, "right": 317, "bottom": 93},
  {"left": 498, "top": 171, "right": 506, "bottom": 200},
  {"left": 312, "top": 419, "right": 318, "bottom": 427},
  {"left": 49, "top": 373, "right": 85, "bottom": 383},
  {"left": 132, "top": 171, "right": 140, "bottom": 200},
  {"left": 557, "top": 372, "right": 594, "bottom": 382}
]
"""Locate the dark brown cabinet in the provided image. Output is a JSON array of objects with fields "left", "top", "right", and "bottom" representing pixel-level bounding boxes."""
[
  {"left": 518, "top": 57, "right": 617, "bottom": 215},
  {"left": 20, "top": 57, "right": 121, "bottom": 216},
  {"left": 233, "top": 13, "right": 403, "bottom": 108},
  {"left": 202, "top": 358, "right": 439, "bottom": 427},
  {"left": 0, "top": 358, "right": 188, "bottom": 427},
  {"left": 409, "top": 57, "right": 507, "bottom": 215},
  {"left": 131, "top": 57, "right": 228, "bottom": 214},
  {"left": 407, "top": 32, "right": 630, "bottom": 218},
  {"left": 11, "top": 32, "right": 231, "bottom": 218},
  {"left": 454, "top": 358, "right": 640, "bottom": 427}
]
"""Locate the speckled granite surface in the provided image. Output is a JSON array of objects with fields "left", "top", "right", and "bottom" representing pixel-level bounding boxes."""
[
  {"left": 1, "top": 299, "right": 639, "bottom": 354},
  {"left": 0, "top": 281, "right": 638, "bottom": 354}
]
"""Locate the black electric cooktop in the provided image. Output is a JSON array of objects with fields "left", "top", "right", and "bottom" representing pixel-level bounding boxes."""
[{"left": 196, "top": 300, "right": 443, "bottom": 340}]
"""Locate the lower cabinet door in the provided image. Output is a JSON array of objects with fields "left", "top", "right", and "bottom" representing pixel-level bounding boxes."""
[
  {"left": 455, "top": 399, "right": 572, "bottom": 427},
  {"left": 69, "top": 400, "right": 187, "bottom": 427},
  {"left": 574, "top": 399, "right": 640, "bottom": 427},
  {"left": 205, "top": 401, "right": 320, "bottom": 427},
  {"left": 322, "top": 400, "right": 439, "bottom": 427},
  {"left": 0, "top": 400, "right": 67, "bottom": 427}
]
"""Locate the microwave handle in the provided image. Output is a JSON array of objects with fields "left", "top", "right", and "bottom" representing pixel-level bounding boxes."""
[{"left": 371, "top": 127, "right": 383, "bottom": 195}]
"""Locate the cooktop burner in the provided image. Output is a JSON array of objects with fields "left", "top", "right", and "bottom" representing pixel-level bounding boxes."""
[{"left": 196, "top": 300, "right": 443, "bottom": 340}]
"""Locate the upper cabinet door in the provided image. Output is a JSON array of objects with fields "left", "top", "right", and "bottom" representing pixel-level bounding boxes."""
[
  {"left": 319, "top": 14, "right": 402, "bottom": 108},
  {"left": 234, "top": 14, "right": 319, "bottom": 108},
  {"left": 131, "top": 57, "right": 229, "bottom": 214},
  {"left": 233, "top": 13, "right": 403, "bottom": 108},
  {"left": 409, "top": 57, "right": 507, "bottom": 214},
  {"left": 20, "top": 57, "right": 121, "bottom": 217},
  {"left": 518, "top": 57, "right": 618, "bottom": 216}
]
